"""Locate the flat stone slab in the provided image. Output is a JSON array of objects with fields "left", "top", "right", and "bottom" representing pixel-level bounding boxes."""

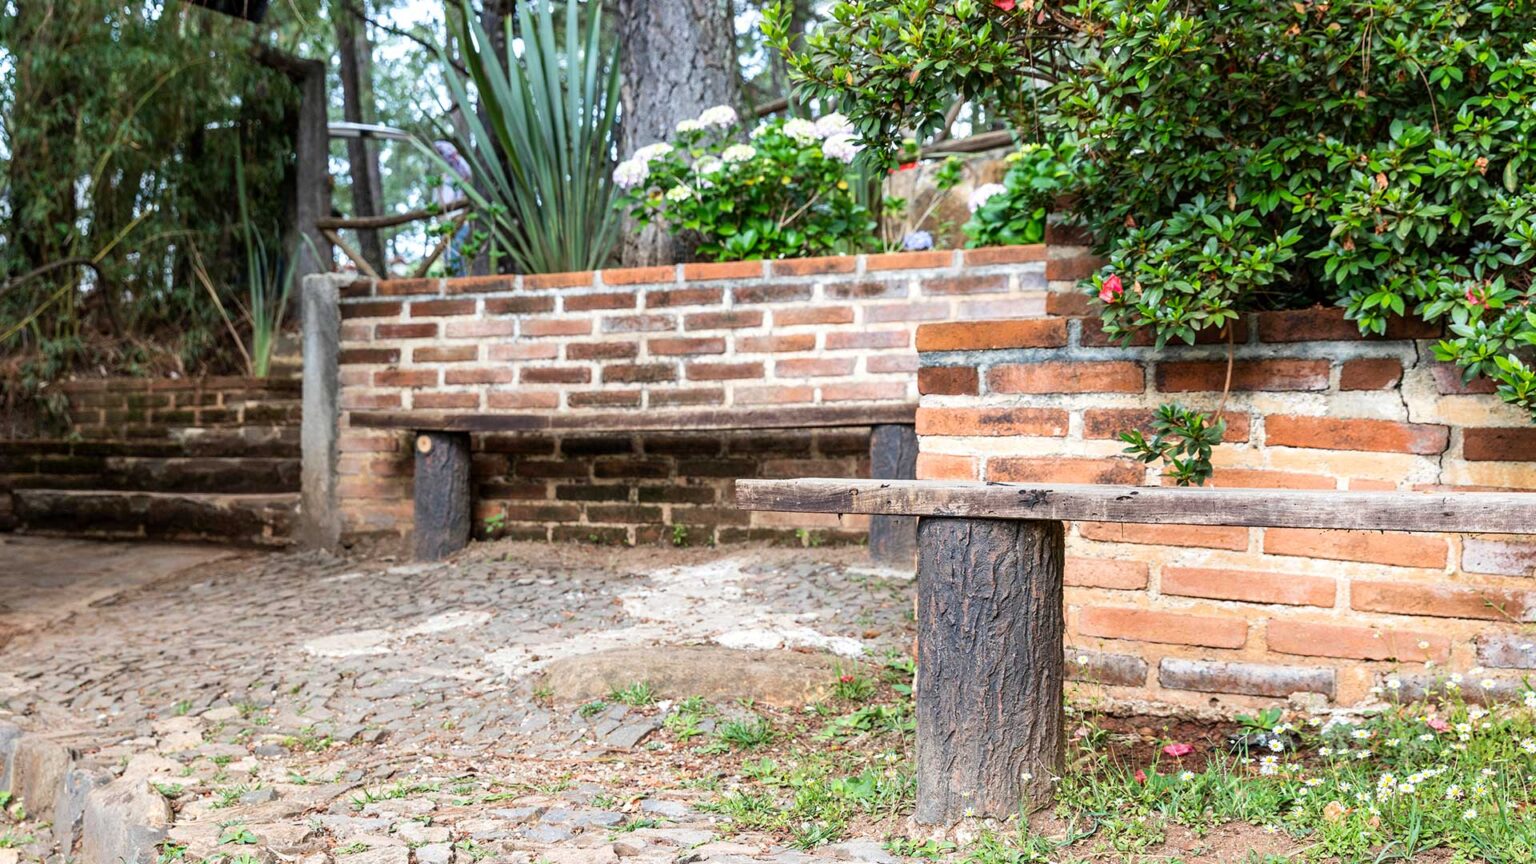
[{"left": 540, "top": 645, "right": 842, "bottom": 708}]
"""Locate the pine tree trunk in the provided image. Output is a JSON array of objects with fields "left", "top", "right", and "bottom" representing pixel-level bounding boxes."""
[
  {"left": 335, "top": 0, "right": 387, "bottom": 276},
  {"left": 616, "top": 0, "right": 739, "bottom": 266}
]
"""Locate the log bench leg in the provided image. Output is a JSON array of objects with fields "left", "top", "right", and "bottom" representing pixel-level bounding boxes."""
[
  {"left": 914, "top": 516, "right": 1065, "bottom": 824},
  {"left": 868, "top": 423, "right": 918, "bottom": 567},
  {"left": 414, "top": 430, "right": 472, "bottom": 561}
]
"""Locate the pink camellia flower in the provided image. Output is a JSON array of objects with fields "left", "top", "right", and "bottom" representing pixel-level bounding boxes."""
[
  {"left": 993, "top": 0, "right": 1017, "bottom": 9},
  {"left": 1466, "top": 285, "right": 1488, "bottom": 308},
  {"left": 1163, "top": 743, "right": 1194, "bottom": 758},
  {"left": 1099, "top": 273, "right": 1125, "bottom": 304}
]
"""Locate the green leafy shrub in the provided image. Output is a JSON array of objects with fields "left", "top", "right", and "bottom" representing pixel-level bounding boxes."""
[
  {"left": 776, "top": 0, "right": 1536, "bottom": 422},
  {"left": 614, "top": 111, "right": 876, "bottom": 261},
  {"left": 962, "top": 143, "right": 1080, "bottom": 248}
]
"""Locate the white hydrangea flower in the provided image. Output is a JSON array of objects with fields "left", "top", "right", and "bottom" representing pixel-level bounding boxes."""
[
  {"left": 613, "top": 158, "right": 649, "bottom": 190},
  {"left": 634, "top": 142, "right": 674, "bottom": 163},
  {"left": 664, "top": 184, "right": 693, "bottom": 202},
  {"left": 782, "top": 118, "right": 819, "bottom": 144},
  {"left": 749, "top": 123, "right": 772, "bottom": 139},
  {"left": 968, "top": 182, "right": 1006, "bottom": 213},
  {"left": 721, "top": 144, "right": 757, "bottom": 163},
  {"left": 698, "top": 105, "right": 738, "bottom": 128},
  {"left": 675, "top": 119, "right": 704, "bottom": 133},
  {"left": 693, "top": 155, "right": 724, "bottom": 175},
  {"left": 821, "top": 133, "right": 862, "bottom": 164},
  {"left": 814, "top": 112, "right": 854, "bottom": 138}
]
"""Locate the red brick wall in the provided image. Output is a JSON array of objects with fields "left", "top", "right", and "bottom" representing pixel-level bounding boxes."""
[
  {"left": 335, "top": 248, "right": 1050, "bottom": 543},
  {"left": 916, "top": 307, "right": 1536, "bottom": 711}
]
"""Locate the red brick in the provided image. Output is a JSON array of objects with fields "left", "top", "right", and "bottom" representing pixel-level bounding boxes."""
[
  {"left": 1462, "top": 538, "right": 1536, "bottom": 577},
  {"left": 1267, "top": 621, "right": 1449, "bottom": 662},
  {"left": 738, "top": 334, "right": 816, "bottom": 353},
  {"left": 521, "top": 318, "right": 593, "bottom": 337},
  {"left": 769, "top": 256, "right": 857, "bottom": 276},
  {"left": 916, "top": 407, "right": 1068, "bottom": 438},
  {"left": 775, "top": 358, "right": 855, "bottom": 378},
  {"left": 648, "top": 337, "right": 725, "bottom": 356},
  {"left": 918, "top": 366, "right": 978, "bottom": 395},
  {"left": 523, "top": 270, "right": 594, "bottom": 289},
  {"left": 1163, "top": 566, "right": 1335, "bottom": 607},
  {"left": 682, "top": 260, "right": 764, "bottom": 280},
  {"left": 566, "top": 342, "right": 638, "bottom": 361},
  {"left": 1082, "top": 408, "right": 1250, "bottom": 443},
  {"left": 916, "top": 319, "right": 1067, "bottom": 352},
  {"left": 1351, "top": 580, "right": 1536, "bottom": 622},
  {"left": 601, "top": 265, "right": 675, "bottom": 286},
  {"left": 989, "top": 456, "right": 1144, "bottom": 485},
  {"left": 1045, "top": 253, "right": 1104, "bottom": 282},
  {"left": 734, "top": 384, "right": 815, "bottom": 404},
  {"left": 646, "top": 287, "right": 723, "bottom": 308},
  {"left": 958, "top": 298, "right": 1046, "bottom": 320},
  {"left": 1044, "top": 292, "right": 1091, "bottom": 317},
  {"left": 484, "top": 296, "right": 556, "bottom": 315},
  {"left": 686, "top": 361, "right": 763, "bottom": 381},
  {"left": 444, "top": 320, "right": 517, "bottom": 338},
  {"left": 489, "top": 343, "right": 559, "bottom": 361},
  {"left": 410, "top": 299, "right": 477, "bottom": 317},
  {"left": 923, "top": 275, "right": 1008, "bottom": 295},
  {"left": 521, "top": 366, "right": 592, "bottom": 384},
  {"left": 988, "top": 361, "right": 1143, "bottom": 394},
  {"left": 445, "top": 367, "right": 515, "bottom": 385},
  {"left": 649, "top": 388, "right": 725, "bottom": 407},
  {"left": 341, "top": 301, "right": 403, "bottom": 320},
  {"left": 340, "top": 348, "right": 399, "bottom": 365},
  {"left": 1263, "top": 527, "right": 1447, "bottom": 568},
  {"left": 1257, "top": 307, "right": 1441, "bottom": 342},
  {"left": 413, "top": 391, "right": 479, "bottom": 410},
  {"left": 1265, "top": 415, "right": 1449, "bottom": 455},
  {"left": 821, "top": 381, "right": 908, "bottom": 402},
  {"left": 602, "top": 363, "right": 676, "bottom": 384},
  {"left": 1079, "top": 317, "right": 1155, "bottom": 347},
  {"left": 826, "top": 281, "right": 908, "bottom": 300},
  {"left": 342, "top": 392, "right": 403, "bottom": 410},
  {"left": 1065, "top": 558, "right": 1149, "bottom": 590},
  {"left": 1067, "top": 650, "right": 1149, "bottom": 687},
  {"left": 773, "top": 307, "right": 853, "bottom": 327},
  {"left": 1431, "top": 362, "right": 1497, "bottom": 394},
  {"left": 825, "top": 330, "right": 910, "bottom": 350},
  {"left": 487, "top": 391, "right": 559, "bottom": 409},
  {"left": 916, "top": 452, "right": 980, "bottom": 480},
  {"left": 684, "top": 310, "right": 764, "bottom": 331},
  {"left": 376, "top": 277, "right": 440, "bottom": 296},
  {"left": 868, "top": 355, "right": 919, "bottom": 374},
  {"left": 964, "top": 245, "right": 1047, "bottom": 266},
  {"left": 603, "top": 314, "right": 676, "bottom": 333},
  {"left": 568, "top": 390, "right": 643, "bottom": 408},
  {"left": 734, "top": 284, "right": 813, "bottom": 305},
  {"left": 1340, "top": 358, "right": 1403, "bottom": 390},
  {"left": 1205, "top": 468, "right": 1335, "bottom": 490},
  {"left": 375, "top": 322, "right": 437, "bottom": 339},
  {"left": 411, "top": 345, "right": 477, "bottom": 363},
  {"left": 443, "top": 275, "right": 512, "bottom": 294},
  {"left": 1078, "top": 607, "right": 1247, "bottom": 648},
  {"left": 1079, "top": 522, "right": 1249, "bottom": 550},
  {"left": 864, "top": 302, "right": 950, "bottom": 324},
  {"left": 342, "top": 279, "right": 374, "bottom": 298},
  {"left": 1158, "top": 658, "right": 1334, "bottom": 698},
  {"left": 1157, "top": 359, "right": 1329, "bottom": 392},
  {"left": 565, "top": 292, "right": 636, "bottom": 312},
  {"left": 373, "top": 369, "right": 437, "bottom": 388},
  {"left": 865, "top": 250, "right": 954, "bottom": 271},
  {"left": 1463, "top": 428, "right": 1536, "bottom": 461}
]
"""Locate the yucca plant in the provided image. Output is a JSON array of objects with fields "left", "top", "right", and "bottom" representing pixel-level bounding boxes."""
[{"left": 434, "top": 0, "right": 623, "bottom": 273}]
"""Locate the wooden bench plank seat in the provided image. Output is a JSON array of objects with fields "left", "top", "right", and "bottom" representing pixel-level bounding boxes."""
[
  {"left": 361, "top": 403, "right": 919, "bottom": 562},
  {"left": 733, "top": 476, "right": 1536, "bottom": 825}
]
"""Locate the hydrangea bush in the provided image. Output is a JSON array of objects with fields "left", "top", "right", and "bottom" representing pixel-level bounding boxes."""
[
  {"left": 961, "top": 143, "right": 1080, "bottom": 248},
  {"left": 613, "top": 107, "right": 876, "bottom": 261},
  {"left": 775, "top": 0, "right": 1536, "bottom": 424}
]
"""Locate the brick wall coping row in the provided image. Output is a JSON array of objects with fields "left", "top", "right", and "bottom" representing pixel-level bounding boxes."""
[
  {"left": 341, "top": 245, "right": 1049, "bottom": 299},
  {"left": 914, "top": 307, "right": 1444, "bottom": 356},
  {"left": 55, "top": 376, "right": 302, "bottom": 394}
]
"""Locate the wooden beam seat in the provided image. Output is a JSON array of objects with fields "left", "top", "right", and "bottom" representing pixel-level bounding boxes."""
[
  {"left": 354, "top": 404, "right": 919, "bottom": 562},
  {"left": 733, "top": 477, "right": 1536, "bottom": 825}
]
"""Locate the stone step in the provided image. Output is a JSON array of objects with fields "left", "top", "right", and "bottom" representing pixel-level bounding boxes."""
[
  {"left": 1, "top": 454, "right": 298, "bottom": 495},
  {"left": 7, "top": 489, "right": 297, "bottom": 546}
]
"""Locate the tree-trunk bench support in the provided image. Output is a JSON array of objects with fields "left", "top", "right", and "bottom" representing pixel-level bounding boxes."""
[
  {"left": 733, "top": 477, "right": 1536, "bottom": 825},
  {"left": 349, "top": 405, "right": 920, "bottom": 563}
]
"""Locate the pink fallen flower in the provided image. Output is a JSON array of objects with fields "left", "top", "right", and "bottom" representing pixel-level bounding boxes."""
[
  {"left": 1163, "top": 743, "right": 1194, "bottom": 758},
  {"left": 1134, "top": 769, "right": 1148, "bottom": 784},
  {"left": 1099, "top": 273, "right": 1124, "bottom": 304},
  {"left": 993, "top": 0, "right": 1017, "bottom": 9},
  {"left": 1428, "top": 716, "right": 1451, "bottom": 732}
]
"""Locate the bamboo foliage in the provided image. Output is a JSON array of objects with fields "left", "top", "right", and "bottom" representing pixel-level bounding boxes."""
[{"left": 436, "top": 0, "right": 622, "bottom": 274}]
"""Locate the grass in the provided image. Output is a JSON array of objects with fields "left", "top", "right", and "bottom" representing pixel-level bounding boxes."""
[{"left": 608, "top": 681, "right": 656, "bottom": 707}]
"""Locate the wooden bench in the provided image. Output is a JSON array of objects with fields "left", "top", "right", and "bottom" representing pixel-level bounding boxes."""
[
  {"left": 734, "top": 477, "right": 1536, "bottom": 825},
  {"left": 350, "top": 404, "right": 920, "bottom": 561}
]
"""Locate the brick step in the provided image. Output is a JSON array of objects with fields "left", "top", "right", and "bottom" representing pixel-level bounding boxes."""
[
  {"left": 0, "top": 435, "right": 298, "bottom": 459},
  {"left": 0, "top": 453, "right": 298, "bottom": 495},
  {"left": 5, "top": 489, "right": 296, "bottom": 546}
]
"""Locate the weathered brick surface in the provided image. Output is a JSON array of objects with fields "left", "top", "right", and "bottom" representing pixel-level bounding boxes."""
[
  {"left": 334, "top": 249, "right": 1047, "bottom": 545},
  {"left": 1067, "top": 649, "right": 1148, "bottom": 687},
  {"left": 916, "top": 295, "right": 1535, "bottom": 711}
]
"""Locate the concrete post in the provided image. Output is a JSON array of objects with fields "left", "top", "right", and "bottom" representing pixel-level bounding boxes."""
[{"left": 300, "top": 274, "right": 346, "bottom": 549}]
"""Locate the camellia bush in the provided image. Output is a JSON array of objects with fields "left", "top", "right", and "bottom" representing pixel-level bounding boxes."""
[
  {"left": 774, "top": 0, "right": 1536, "bottom": 425},
  {"left": 613, "top": 107, "right": 876, "bottom": 261}
]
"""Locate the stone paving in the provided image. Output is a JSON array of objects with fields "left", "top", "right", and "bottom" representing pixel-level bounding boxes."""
[{"left": 0, "top": 539, "right": 920, "bottom": 864}]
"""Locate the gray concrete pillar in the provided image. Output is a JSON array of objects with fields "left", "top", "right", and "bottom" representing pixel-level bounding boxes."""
[{"left": 300, "top": 274, "right": 347, "bottom": 549}]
